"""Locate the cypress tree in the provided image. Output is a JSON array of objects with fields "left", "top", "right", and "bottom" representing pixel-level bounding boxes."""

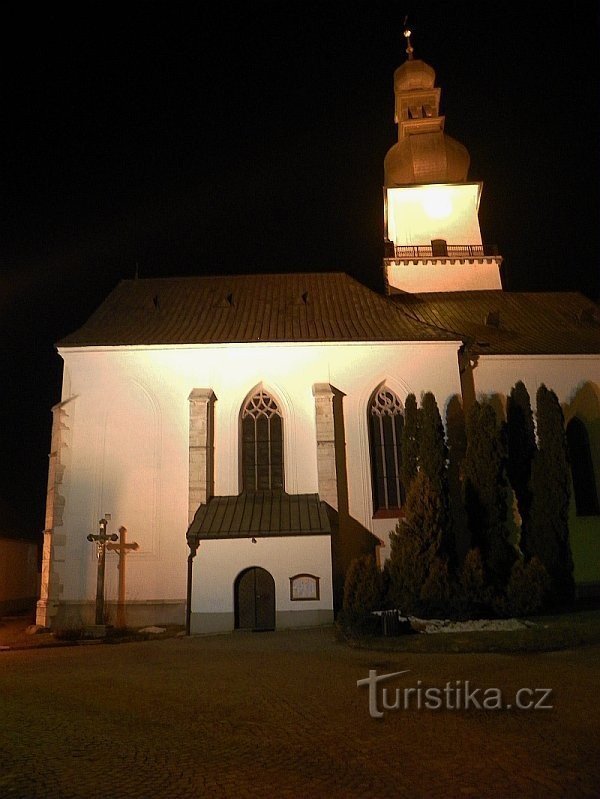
[
  {"left": 401, "top": 393, "right": 419, "bottom": 494},
  {"left": 387, "top": 516, "right": 425, "bottom": 614},
  {"left": 419, "top": 392, "right": 447, "bottom": 489},
  {"left": 462, "top": 402, "right": 516, "bottom": 588},
  {"left": 419, "top": 392, "right": 452, "bottom": 559},
  {"left": 387, "top": 470, "right": 447, "bottom": 615},
  {"left": 529, "top": 385, "right": 574, "bottom": 602},
  {"left": 342, "top": 554, "right": 383, "bottom": 632},
  {"left": 405, "top": 469, "right": 447, "bottom": 560},
  {"left": 457, "top": 548, "right": 490, "bottom": 618},
  {"left": 506, "top": 381, "right": 536, "bottom": 550},
  {"left": 446, "top": 395, "right": 469, "bottom": 562}
]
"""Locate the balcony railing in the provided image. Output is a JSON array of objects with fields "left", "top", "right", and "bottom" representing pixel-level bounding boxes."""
[{"left": 388, "top": 244, "right": 499, "bottom": 259}]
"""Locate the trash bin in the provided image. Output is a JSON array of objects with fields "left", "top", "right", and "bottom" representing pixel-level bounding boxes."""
[
  {"left": 379, "top": 610, "right": 415, "bottom": 636},
  {"left": 381, "top": 610, "right": 401, "bottom": 636}
]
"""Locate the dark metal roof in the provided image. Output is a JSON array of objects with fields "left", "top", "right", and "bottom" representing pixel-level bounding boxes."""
[
  {"left": 391, "top": 291, "right": 600, "bottom": 355},
  {"left": 58, "top": 272, "right": 458, "bottom": 346},
  {"left": 187, "top": 491, "right": 331, "bottom": 540}
]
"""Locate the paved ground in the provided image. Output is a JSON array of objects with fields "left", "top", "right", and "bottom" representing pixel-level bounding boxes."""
[{"left": 1, "top": 627, "right": 598, "bottom": 798}]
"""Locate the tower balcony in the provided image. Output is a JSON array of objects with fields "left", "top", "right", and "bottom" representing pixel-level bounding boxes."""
[
  {"left": 387, "top": 243, "right": 499, "bottom": 260},
  {"left": 383, "top": 241, "right": 503, "bottom": 293}
]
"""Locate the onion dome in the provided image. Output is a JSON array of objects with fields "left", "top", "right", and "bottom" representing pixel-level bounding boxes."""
[
  {"left": 393, "top": 59, "right": 435, "bottom": 92},
  {"left": 384, "top": 132, "right": 470, "bottom": 185},
  {"left": 384, "top": 31, "right": 470, "bottom": 186}
]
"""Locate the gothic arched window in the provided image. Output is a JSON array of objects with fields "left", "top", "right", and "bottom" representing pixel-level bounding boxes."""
[
  {"left": 241, "top": 389, "right": 284, "bottom": 491},
  {"left": 369, "top": 387, "right": 404, "bottom": 512},
  {"left": 567, "top": 417, "right": 599, "bottom": 516}
]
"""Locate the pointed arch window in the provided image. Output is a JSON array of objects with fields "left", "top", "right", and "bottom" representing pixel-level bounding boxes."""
[
  {"left": 567, "top": 417, "right": 599, "bottom": 516},
  {"left": 241, "top": 389, "right": 284, "bottom": 491},
  {"left": 369, "top": 386, "right": 405, "bottom": 512}
]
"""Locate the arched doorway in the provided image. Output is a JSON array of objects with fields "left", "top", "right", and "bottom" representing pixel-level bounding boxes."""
[{"left": 234, "top": 567, "right": 276, "bottom": 631}]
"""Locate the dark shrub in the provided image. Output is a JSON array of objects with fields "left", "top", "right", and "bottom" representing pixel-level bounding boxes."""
[{"left": 341, "top": 554, "right": 383, "bottom": 634}]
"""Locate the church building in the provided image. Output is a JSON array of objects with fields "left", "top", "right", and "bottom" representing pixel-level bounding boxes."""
[{"left": 37, "top": 38, "right": 600, "bottom": 632}]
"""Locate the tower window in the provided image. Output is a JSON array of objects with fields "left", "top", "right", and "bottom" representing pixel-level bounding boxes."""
[
  {"left": 241, "top": 390, "right": 284, "bottom": 491},
  {"left": 369, "top": 387, "right": 405, "bottom": 512},
  {"left": 566, "top": 417, "right": 599, "bottom": 516}
]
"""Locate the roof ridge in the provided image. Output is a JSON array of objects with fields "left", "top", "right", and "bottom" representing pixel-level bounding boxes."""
[
  {"left": 120, "top": 270, "right": 351, "bottom": 285},
  {"left": 57, "top": 271, "right": 463, "bottom": 347}
]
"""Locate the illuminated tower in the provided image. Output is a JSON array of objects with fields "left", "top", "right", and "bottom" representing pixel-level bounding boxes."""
[{"left": 383, "top": 28, "right": 502, "bottom": 293}]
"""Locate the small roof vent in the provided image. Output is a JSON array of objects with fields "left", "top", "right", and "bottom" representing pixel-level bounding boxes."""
[
  {"left": 577, "top": 307, "right": 600, "bottom": 326},
  {"left": 484, "top": 309, "right": 500, "bottom": 327},
  {"left": 214, "top": 292, "right": 235, "bottom": 308}
]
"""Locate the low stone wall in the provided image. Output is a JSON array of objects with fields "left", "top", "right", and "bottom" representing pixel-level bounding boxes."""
[{"left": 52, "top": 600, "right": 186, "bottom": 629}]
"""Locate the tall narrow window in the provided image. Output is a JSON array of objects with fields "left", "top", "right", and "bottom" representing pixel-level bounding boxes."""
[
  {"left": 567, "top": 417, "right": 599, "bottom": 516},
  {"left": 369, "top": 387, "right": 404, "bottom": 512},
  {"left": 241, "top": 390, "right": 284, "bottom": 491}
]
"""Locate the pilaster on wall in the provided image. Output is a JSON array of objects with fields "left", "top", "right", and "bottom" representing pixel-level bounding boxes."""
[
  {"left": 36, "top": 400, "right": 71, "bottom": 627},
  {"left": 188, "top": 389, "right": 215, "bottom": 525},
  {"left": 312, "top": 383, "right": 339, "bottom": 510}
]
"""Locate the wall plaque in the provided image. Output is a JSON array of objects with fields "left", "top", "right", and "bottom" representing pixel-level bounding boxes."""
[{"left": 290, "top": 573, "right": 320, "bottom": 601}]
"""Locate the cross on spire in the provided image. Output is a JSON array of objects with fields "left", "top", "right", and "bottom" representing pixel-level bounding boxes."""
[{"left": 403, "top": 16, "right": 414, "bottom": 60}]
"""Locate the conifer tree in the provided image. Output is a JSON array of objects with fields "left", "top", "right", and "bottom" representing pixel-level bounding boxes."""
[
  {"left": 462, "top": 402, "right": 516, "bottom": 588},
  {"left": 529, "top": 385, "right": 574, "bottom": 601},
  {"left": 506, "top": 381, "right": 536, "bottom": 549},
  {"left": 419, "top": 392, "right": 447, "bottom": 489},
  {"left": 446, "top": 396, "right": 469, "bottom": 562},
  {"left": 419, "top": 391, "right": 452, "bottom": 559},
  {"left": 387, "top": 517, "right": 425, "bottom": 614},
  {"left": 401, "top": 393, "right": 419, "bottom": 494},
  {"left": 457, "top": 548, "right": 489, "bottom": 617},
  {"left": 387, "top": 470, "right": 449, "bottom": 615},
  {"left": 342, "top": 554, "right": 383, "bottom": 631}
]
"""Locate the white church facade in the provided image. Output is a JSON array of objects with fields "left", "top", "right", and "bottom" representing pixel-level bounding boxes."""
[{"left": 37, "top": 44, "right": 600, "bottom": 632}]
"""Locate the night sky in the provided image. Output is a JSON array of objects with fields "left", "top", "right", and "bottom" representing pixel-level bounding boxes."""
[{"left": 2, "top": 2, "right": 599, "bottom": 539}]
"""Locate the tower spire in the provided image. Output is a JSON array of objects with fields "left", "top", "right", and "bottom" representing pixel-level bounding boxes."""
[
  {"left": 403, "top": 17, "right": 414, "bottom": 60},
  {"left": 381, "top": 29, "right": 503, "bottom": 293}
]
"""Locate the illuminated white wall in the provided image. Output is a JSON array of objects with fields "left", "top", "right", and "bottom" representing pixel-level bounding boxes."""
[
  {"left": 53, "top": 339, "right": 462, "bottom": 618},
  {"left": 386, "top": 183, "right": 482, "bottom": 246},
  {"left": 384, "top": 183, "right": 502, "bottom": 292},
  {"left": 191, "top": 535, "right": 333, "bottom": 633},
  {"left": 385, "top": 258, "right": 502, "bottom": 293},
  {"left": 47, "top": 338, "right": 598, "bottom": 622},
  {"left": 471, "top": 355, "right": 600, "bottom": 413},
  {"left": 471, "top": 354, "right": 600, "bottom": 587}
]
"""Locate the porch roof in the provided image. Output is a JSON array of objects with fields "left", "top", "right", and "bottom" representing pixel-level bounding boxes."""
[{"left": 187, "top": 491, "right": 331, "bottom": 540}]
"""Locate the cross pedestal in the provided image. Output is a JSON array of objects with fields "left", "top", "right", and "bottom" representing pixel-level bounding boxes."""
[{"left": 106, "top": 526, "right": 139, "bottom": 628}]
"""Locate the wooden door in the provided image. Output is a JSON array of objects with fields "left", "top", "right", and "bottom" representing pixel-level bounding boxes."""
[{"left": 235, "top": 567, "right": 275, "bottom": 631}]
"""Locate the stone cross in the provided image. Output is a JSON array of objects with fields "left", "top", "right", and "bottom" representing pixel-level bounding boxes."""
[
  {"left": 106, "top": 526, "right": 139, "bottom": 629},
  {"left": 87, "top": 519, "right": 118, "bottom": 626}
]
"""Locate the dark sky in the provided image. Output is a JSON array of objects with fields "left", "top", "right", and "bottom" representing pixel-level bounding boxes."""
[{"left": 2, "top": 2, "right": 599, "bottom": 538}]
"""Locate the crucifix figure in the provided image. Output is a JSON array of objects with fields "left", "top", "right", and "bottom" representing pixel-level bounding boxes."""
[
  {"left": 106, "top": 526, "right": 139, "bottom": 628},
  {"left": 87, "top": 518, "right": 118, "bottom": 626}
]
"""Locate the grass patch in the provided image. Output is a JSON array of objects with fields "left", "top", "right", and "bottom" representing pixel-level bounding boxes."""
[
  {"left": 53, "top": 627, "right": 86, "bottom": 641},
  {"left": 340, "top": 608, "right": 600, "bottom": 654}
]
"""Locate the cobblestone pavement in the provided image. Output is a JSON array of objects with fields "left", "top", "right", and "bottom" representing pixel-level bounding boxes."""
[{"left": 1, "top": 628, "right": 598, "bottom": 798}]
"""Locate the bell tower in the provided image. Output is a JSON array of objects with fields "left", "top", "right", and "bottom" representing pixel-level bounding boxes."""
[{"left": 383, "top": 27, "right": 502, "bottom": 294}]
